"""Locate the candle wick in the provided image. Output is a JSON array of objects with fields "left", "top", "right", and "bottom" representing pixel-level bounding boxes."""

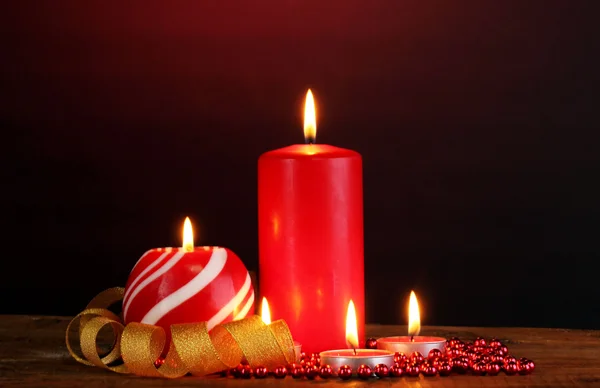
[
  {"left": 410, "top": 335, "right": 414, "bottom": 343},
  {"left": 353, "top": 347, "right": 357, "bottom": 355},
  {"left": 305, "top": 137, "right": 315, "bottom": 145}
]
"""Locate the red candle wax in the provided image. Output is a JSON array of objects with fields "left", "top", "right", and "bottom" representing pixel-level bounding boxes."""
[{"left": 258, "top": 143, "right": 364, "bottom": 354}]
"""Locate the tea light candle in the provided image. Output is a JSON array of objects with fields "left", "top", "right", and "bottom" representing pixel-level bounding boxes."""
[
  {"left": 376, "top": 291, "right": 446, "bottom": 356},
  {"left": 320, "top": 300, "right": 394, "bottom": 373}
]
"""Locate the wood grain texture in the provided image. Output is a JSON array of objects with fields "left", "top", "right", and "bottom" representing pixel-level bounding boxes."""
[{"left": 1, "top": 315, "right": 599, "bottom": 387}]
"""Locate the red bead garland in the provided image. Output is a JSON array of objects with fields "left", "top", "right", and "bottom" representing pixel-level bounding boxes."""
[
  {"left": 365, "top": 337, "right": 378, "bottom": 349},
  {"left": 389, "top": 363, "right": 404, "bottom": 377},
  {"left": 305, "top": 364, "right": 319, "bottom": 380},
  {"left": 338, "top": 365, "right": 353, "bottom": 380},
  {"left": 289, "top": 365, "right": 304, "bottom": 379},
  {"left": 254, "top": 365, "right": 268, "bottom": 378},
  {"left": 357, "top": 364, "right": 372, "bottom": 379},
  {"left": 319, "top": 364, "right": 333, "bottom": 378},
  {"left": 272, "top": 365, "right": 287, "bottom": 378},
  {"left": 223, "top": 338, "right": 535, "bottom": 380},
  {"left": 374, "top": 363, "right": 389, "bottom": 377}
]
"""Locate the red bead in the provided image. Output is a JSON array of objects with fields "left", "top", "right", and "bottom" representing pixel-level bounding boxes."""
[
  {"left": 464, "top": 348, "right": 477, "bottom": 360},
  {"left": 238, "top": 364, "right": 252, "bottom": 378},
  {"left": 338, "top": 365, "right": 353, "bottom": 380},
  {"left": 273, "top": 366, "right": 287, "bottom": 378},
  {"left": 489, "top": 338, "right": 503, "bottom": 348},
  {"left": 504, "top": 362, "right": 519, "bottom": 375},
  {"left": 518, "top": 358, "right": 535, "bottom": 375},
  {"left": 410, "top": 351, "right": 424, "bottom": 364},
  {"left": 448, "top": 337, "right": 461, "bottom": 348},
  {"left": 452, "top": 359, "right": 468, "bottom": 374},
  {"left": 422, "top": 363, "right": 438, "bottom": 377},
  {"left": 299, "top": 352, "right": 308, "bottom": 361},
  {"left": 438, "top": 362, "right": 452, "bottom": 376},
  {"left": 389, "top": 363, "right": 404, "bottom": 377},
  {"left": 234, "top": 364, "right": 245, "bottom": 377},
  {"left": 374, "top": 364, "right": 389, "bottom": 377},
  {"left": 394, "top": 352, "right": 408, "bottom": 364},
  {"left": 154, "top": 357, "right": 165, "bottom": 368},
  {"left": 319, "top": 365, "right": 333, "bottom": 379},
  {"left": 357, "top": 364, "right": 372, "bottom": 379},
  {"left": 254, "top": 366, "right": 268, "bottom": 378},
  {"left": 468, "top": 356, "right": 480, "bottom": 368},
  {"left": 428, "top": 348, "right": 443, "bottom": 361},
  {"left": 366, "top": 338, "right": 378, "bottom": 349},
  {"left": 474, "top": 337, "right": 487, "bottom": 347},
  {"left": 287, "top": 362, "right": 301, "bottom": 371},
  {"left": 504, "top": 355, "right": 517, "bottom": 365},
  {"left": 305, "top": 364, "right": 319, "bottom": 380},
  {"left": 290, "top": 365, "right": 304, "bottom": 379},
  {"left": 497, "top": 346, "right": 509, "bottom": 356},
  {"left": 471, "top": 361, "right": 487, "bottom": 376},
  {"left": 491, "top": 354, "right": 505, "bottom": 364},
  {"left": 447, "top": 348, "right": 463, "bottom": 359},
  {"left": 432, "top": 356, "right": 450, "bottom": 368},
  {"left": 486, "top": 361, "right": 502, "bottom": 376},
  {"left": 310, "top": 353, "right": 321, "bottom": 367},
  {"left": 480, "top": 353, "right": 492, "bottom": 364},
  {"left": 406, "top": 363, "right": 420, "bottom": 377},
  {"left": 526, "top": 359, "right": 536, "bottom": 373}
]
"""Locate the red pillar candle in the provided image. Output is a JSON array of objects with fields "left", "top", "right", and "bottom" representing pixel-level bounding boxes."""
[{"left": 258, "top": 90, "right": 364, "bottom": 354}]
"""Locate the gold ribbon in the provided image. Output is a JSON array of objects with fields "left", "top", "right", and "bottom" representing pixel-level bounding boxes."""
[{"left": 66, "top": 287, "right": 296, "bottom": 378}]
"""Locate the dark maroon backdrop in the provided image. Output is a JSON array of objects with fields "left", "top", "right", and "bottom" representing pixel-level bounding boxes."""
[{"left": 2, "top": 1, "right": 599, "bottom": 328}]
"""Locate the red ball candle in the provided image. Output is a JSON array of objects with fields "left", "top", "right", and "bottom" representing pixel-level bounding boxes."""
[
  {"left": 258, "top": 90, "right": 364, "bottom": 354},
  {"left": 123, "top": 217, "right": 254, "bottom": 339}
]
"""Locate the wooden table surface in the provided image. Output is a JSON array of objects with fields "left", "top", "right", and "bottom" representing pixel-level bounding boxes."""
[{"left": 1, "top": 315, "right": 599, "bottom": 387}]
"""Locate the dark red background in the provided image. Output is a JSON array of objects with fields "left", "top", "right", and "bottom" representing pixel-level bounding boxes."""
[{"left": 2, "top": 1, "right": 599, "bottom": 328}]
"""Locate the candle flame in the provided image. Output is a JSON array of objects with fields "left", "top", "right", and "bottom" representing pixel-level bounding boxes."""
[
  {"left": 303, "top": 89, "right": 316, "bottom": 144},
  {"left": 345, "top": 299, "right": 359, "bottom": 349},
  {"left": 408, "top": 290, "right": 421, "bottom": 337},
  {"left": 182, "top": 217, "right": 194, "bottom": 252},
  {"left": 261, "top": 297, "right": 271, "bottom": 325}
]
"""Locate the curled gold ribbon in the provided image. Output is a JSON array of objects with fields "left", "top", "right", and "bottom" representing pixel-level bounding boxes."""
[{"left": 66, "top": 287, "right": 296, "bottom": 378}]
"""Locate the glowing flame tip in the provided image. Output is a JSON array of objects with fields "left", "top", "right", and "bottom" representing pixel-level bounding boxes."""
[
  {"left": 408, "top": 290, "right": 421, "bottom": 337},
  {"left": 182, "top": 217, "right": 194, "bottom": 252},
  {"left": 345, "top": 299, "right": 359, "bottom": 349},
  {"left": 303, "top": 89, "right": 316, "bottom": 144},
  {"left": 261, "top": 297, "right": 271, "bottom": 325}
]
